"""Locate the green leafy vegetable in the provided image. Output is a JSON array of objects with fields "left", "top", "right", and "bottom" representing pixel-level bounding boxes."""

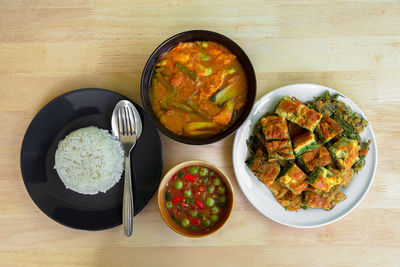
[
  {"left": 352, "top": 140, "right": 371, "bottom": 173},
  {"left": 300, "top": 204, "right": 308, "bottom": 210},
  {"left": 307, "top": 91, "right": 368, "bottom": 142},
  {"left": 307, "top": 166, "right": 323, "bottom": 185}
]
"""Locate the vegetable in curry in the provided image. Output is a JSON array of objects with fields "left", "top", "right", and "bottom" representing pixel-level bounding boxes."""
[{"left": 150, "top": 41, "right": 248, "bottom": 136}]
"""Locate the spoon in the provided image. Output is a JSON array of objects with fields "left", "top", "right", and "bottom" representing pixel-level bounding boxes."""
[{"left": 111, "top": 100, "right": 143, "bottom": 236}]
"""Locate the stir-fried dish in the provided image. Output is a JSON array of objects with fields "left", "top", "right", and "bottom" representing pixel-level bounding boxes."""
[
  {"left": 164, "top": 165, "right": 229, "bottom": 232},
  {"left": 246, "top": 91, "right": 370, "bottom": 211},
  {"left": 150, "top": 41, "right": 248, "bottom": 136}
]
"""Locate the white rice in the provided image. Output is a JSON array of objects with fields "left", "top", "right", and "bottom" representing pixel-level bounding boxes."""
[{"left": 54, "top": 126, "right": 124, "bottom": 195}]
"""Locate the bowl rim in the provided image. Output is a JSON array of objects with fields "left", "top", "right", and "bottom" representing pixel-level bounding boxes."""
[
  {"left": 157, "top": 159, "right": 234, "bottom": 238},
  {"left": 140, "top": 29, "right": 257, "bottom": 145}
]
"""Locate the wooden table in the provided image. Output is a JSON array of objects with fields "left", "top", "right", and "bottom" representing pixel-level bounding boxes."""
[{"left": 1, "top": 1, "right": 400, "bottom": 266}]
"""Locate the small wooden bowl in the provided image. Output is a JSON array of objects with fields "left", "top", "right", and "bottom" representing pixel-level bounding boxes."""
[{"left": 157, "top": 160, "right": 234, "bottom": 238}]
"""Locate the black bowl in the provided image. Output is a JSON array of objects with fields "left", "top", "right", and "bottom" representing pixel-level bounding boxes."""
[{"left": 141, "top": 30, "right": 256, "bottom": 145}]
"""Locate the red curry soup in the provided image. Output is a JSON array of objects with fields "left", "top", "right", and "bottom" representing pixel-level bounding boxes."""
[
  {"left": 150, "top": 41, "right": 248, "bottom": 136},
  {"left": 164, "top": 165, "right": 230, "bottom": 233}
]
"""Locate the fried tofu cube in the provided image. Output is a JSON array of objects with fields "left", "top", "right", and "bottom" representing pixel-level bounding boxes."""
[
  {"left": 248, "top": 148, "right": 266, "bottom": 172},
  {"left": 315, "top": 115, "right": 343, "bottom": 143},
  {"left": 275, "top": 96, "right": 322, "bottom": 131},
  {"left": 265, "top": 140, "right": 295, "bottom": 161},
  {"left": 304, "top": 191, "right": 332, "bottom": 210},
  {"left": 337, "top": 168, "right": 355, "bottom": 187},
  {"left": 304, "top": 185, "right": 347, "bottom": 210},
  {"left": 275, "top": 96, "right": 298, "bottom": 119},
  {"left": 287, "top": 121, "right": 306, "bottom": 139},
  {"left": 330, "top": 190, "right": 347, "bottom": 207},
  {"left": 277, "top": 191, "right": 304, "bottom": 211},
  {"left": 307, "top": 166, "right": 342, "bottom": 192},
  {"left": 267, "top": 180, "right": 289, "bottom": 199},
  {"left": 279, "top": 163, "right": 308, "bottom": 195},
  {"left": 260, "top": 115, "right": 290, "bottom": 140},
  {"left": 269, "top": 179, "right": 304, "bottom": 211},
  {"left": 297, "top": 144, "right": 332, "bottom": 172},
  {"left": 329, "top": 137, "right": 359, "bottom": 170},
  {"left": 258, "top": 162, "right": 281, "bottom": 186},
  {"left": 292, "top": 131, "right": 318, "bottom": 156},
  {"left": 249, "top": 149, "right": 281, "bottom": 186}
]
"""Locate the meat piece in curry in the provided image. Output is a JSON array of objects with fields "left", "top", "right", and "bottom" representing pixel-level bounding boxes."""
[{"left": 150, "top": 41, "right": 248, "bottom": 137}]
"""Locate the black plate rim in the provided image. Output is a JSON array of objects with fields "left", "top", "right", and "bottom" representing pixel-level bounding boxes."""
[{"left": 20, "top": 88, "right": 163, "bottom": 231}]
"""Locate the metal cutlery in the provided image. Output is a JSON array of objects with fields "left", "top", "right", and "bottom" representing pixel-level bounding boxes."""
[{"left": 111, "top": 100, "right": 143, "bottom": 237}]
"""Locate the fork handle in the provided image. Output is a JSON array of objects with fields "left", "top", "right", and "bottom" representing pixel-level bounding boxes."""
[{"left": 123, "top": 155, "right": 134, "bottom": 237}]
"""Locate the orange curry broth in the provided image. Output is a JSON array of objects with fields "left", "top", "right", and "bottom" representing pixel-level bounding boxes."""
[{"left": 150, "top": 41, "right": 248, "bottom": 136}]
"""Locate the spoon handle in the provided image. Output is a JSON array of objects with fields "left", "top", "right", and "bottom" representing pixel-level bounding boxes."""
[{"left": 123, "top": 155, "right": 134, "bottom": 237}]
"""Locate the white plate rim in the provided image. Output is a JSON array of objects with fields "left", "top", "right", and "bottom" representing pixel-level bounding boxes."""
[{"left": 232, "top": 83, "right": 378, "bottom": 228}]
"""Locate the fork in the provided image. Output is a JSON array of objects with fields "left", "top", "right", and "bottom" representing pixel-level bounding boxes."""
[{"left": 118, "top": 106, "right": 137, "bottom": 237}]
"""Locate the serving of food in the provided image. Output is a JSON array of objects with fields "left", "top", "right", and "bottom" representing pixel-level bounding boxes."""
[
  {"left": 233, "top": 84, "right": 377, "bottom": 228},
  {"left": 141, "top": 30, "right": 256, "bottom": 145},
  {"left": 54, "top": 126, "right": 124, "bottom": 195},
  {"left": 20, "top": 88, "right": 163, "bottom": 230},
  {"left": 149, "top": 41, "right": 248, "bottom": 136},
  {"left": 158, "top": 160, "right": 233, "bottom": 237},
  {"left": 246, "top": 92, "right": 370, "bottom": 211},
  {"left": 20, "top": 31, "right": 376, "bottom": 232}
]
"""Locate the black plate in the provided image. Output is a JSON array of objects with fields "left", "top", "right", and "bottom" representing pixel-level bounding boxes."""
[{"left": 20, "top": 88, "right": 163, "bottom": 230}]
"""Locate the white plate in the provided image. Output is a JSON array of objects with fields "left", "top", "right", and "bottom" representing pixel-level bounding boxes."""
[{"left": 233, "top": 83, "right": 377, "bottom": 228}]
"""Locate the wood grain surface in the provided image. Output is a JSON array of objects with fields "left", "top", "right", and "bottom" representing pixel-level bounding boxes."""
[{"left": 1, "top": 1, "right": 400, "bottom": 266}]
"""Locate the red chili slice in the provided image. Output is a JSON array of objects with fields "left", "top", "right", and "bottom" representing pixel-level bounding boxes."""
[
  {"left": 184, "top": 174, "right": 197, "bottom": 182},
  {"left": 190, "top": 218, "right": 200, "bottom": 225},
  {"left": 171, "top": 174, "right": 177, "bottom": 181},
  {"left": 171, "top": 195, "right": 184, "bottom": 204},
  {"left": 198, "top": 185, "right": 205, "bottom": 192},
  {"left": 195, "top": 199, "right": 204, "bottom": 209}
]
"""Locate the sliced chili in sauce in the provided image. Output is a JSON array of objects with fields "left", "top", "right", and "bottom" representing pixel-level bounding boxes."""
[{"left": 164, "top": 165, "right": 229, "bottom": 232}]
